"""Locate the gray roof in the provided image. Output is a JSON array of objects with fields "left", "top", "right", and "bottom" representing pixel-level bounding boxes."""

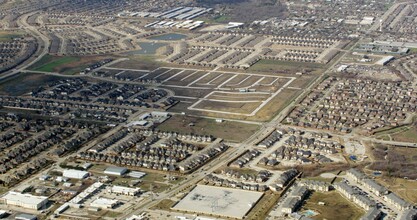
[
  {"left": 104, "top": 166, "right": 128, "bottom": 174},
  {"left": 347, "top": 168, "right": 366, "bottom": 180},
  {"left": 386, "top": 193, "right": 412, "bottom": 208},
  {"left": 15, "top": 213, "right": 37, "bottom": 220},
  {"left": 282, "top": 197, "right": 299, "bottom": 209},
  {"left": 335, "top": 182, "right": 359, "bottom": 195},
  {"left": 291, "top": 185, "right": 309, "bottom": 198},
  {"left": 360, "top": 207, "right": 382, "bottom": 220},
  {"left": 355, "top": 194, "right": 376, "bottom": 207},
  {"left": 362, "top": 178, "right": 387, "bottom": 193},
  {"left": 399, "top": 209, "right": 417, "bottom": 220}
]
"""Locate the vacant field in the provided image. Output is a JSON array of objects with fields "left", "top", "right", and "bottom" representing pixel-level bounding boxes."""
[
  {"left": 151, "top": 199, "right": 176, "bottom": 211},
  {"left": 0, "top": 30, "right": 24, "bottom": 42},
  {"left": 0, "top": 72, "right": 63, "bottom": 96},
  {"left": 110, "top": 55, "right": 162, "bottom": 71},
  {"left": 194, "top": 100, "right": 261, "bottom": 114},
  {"left": 206, "top": 92, "right": 269, "bottom": 102},
  {"left": 170, "top": 88, "right": 300, "bottom": 122},
  {"left": 246, "top": 191, "right": 280, "bottom": 220},
  {"left": 301, "top": 191, "right": 364, "bottom": 220},
  {"left": 377, "top": 178, "right": 417, "bottom": 204},
  {"left": 250, "top": 88, "right": 300, "bottom": 121},
  {"left": 157, "top": 115, "right": 259, "bottom": 142},
  {"left": 249, "top": 59, "right": 324, "bottom": 74},
  {"left": 289, "top": 74, "right": 319, "bottom": 89},
  {"left": 28, "top": 55, "right": 114, "bottom": 75},
  {"left": 391, "top": 126, "right": 417, "bottom": 143},
  {"left": 369, "top": 144, "right": 417, "bottom": 179}
]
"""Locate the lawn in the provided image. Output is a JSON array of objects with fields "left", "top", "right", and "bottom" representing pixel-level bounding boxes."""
[
  {"left": 246, "top": 191, "right": 280, "bottom": 220},
  {"left": 150, "top": 199, "right": 176, "bottom": 211},
  {"left": 391, "top": 126, "right": 417, "bottom": 143},
  {"left": 377, "top": 178, "right": 417, "bottom": 204},
  {"left": 32, "top": 56, "right": 79, "bottom": 72},
  {"left": 157, "top": 115, "right": 260, "bottom": 142},
  {"left": 110, "top": 55, "right": 162, "bottom": 71},
  {"left": 249, "top": 59, "right": 325, "bottom": 74},
  {"left": 0, "top": 72, "right": 63, "bottom": 96},
  {"left": 0, "top": 31, "right": 24, "bottom": 42},
  {"left": 28, "top": 54, "right": 114, "bottom": 75},
  {"left": 301, "top": 191, "right": 364, "bottom": 220},
  {"left": 214, "top": 15, "right": 230, "bottom": 23}
]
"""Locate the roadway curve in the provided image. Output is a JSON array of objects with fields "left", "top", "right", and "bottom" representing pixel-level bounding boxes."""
[{"left": 0, "top": 11, "right": 50, "bottom": 80}]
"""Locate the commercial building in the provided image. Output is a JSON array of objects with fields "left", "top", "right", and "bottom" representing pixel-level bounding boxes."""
[
  {"left": 128, "top": 171, "right": 146, "bottom": 179},
  {"left": 104, "top": 166, "right": 128, "bottom": 176},
  {"left": 375, "top": 56, "right": 395, "bottom": 66},
  {"left": 63, "top": 169, "right": 89, "bottom": 179},
  {"left": 90, "top": 198, "right": 119, "bottom": 209},
  {"left": 173, "top": 185, "right": 264, "bottom": 219},
  {"left": 109, "top": 186, "right": 141, "bottom": 196},
  {"left": 15, "top": 213, "right": 37, "bottom": 220},
  {"left": 1, "top": 192, "right": 48, "bottom": 210}
]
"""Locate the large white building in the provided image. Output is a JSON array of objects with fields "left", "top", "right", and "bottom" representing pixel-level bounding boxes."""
[
  {"left": 63, "top": 169, "right": 89, "bottom": 179},
  {"left": 1, "top": 191, "right": 48, "bottom": 210},
  {"left": 90, "top": 198, "right": 119, "bottom": 209},
  {"left": 109, "top": 186, "right": 141, "bottom": 196}
]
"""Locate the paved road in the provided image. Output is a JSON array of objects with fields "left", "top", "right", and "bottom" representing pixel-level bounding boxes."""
[{"left": 0, "top": 12, "right": 51, "bottom": 81}]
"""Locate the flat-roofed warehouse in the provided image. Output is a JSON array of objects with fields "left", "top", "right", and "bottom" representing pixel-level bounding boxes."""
[
  {"left": 1, "top": 191, "right": 48, "bottom": 210},
  {"left": 173, "top": 185, "right": 264, "bottom": 219},
  {"left": 104, "top": 166, "right": 128, "bottom": 176},
  {"left": 63, "top": 169, "right": 89, "bottom": 179}
]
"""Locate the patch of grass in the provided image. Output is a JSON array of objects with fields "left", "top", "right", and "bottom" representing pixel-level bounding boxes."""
[
  {"left": 214, "top": 15, "right": 230, "bottom": 23},
  {"left": 110, "top": 55, "right": 162, "bottom": 71},
  {"left": 28, "top": 54, "right": 113, "bottom": 75},
  {"left": 151, "top": 199, "right": 176, "bottom": 211},
  {"left": 302, "top": 191, "right": 365, "bottom": 220},
  {"left": 0, "top": 31, "right": 24, "bottom": 42},
  {"left": 140, "top": 181, "right": 170, "bottom": 193},
  {"left": 141, "top": 172, "right": 165, "bottom": 182},
  {"left": 157, "top": 115, "right": 260, "bottom": 142},
  {"left": 104, "top": 211, "right": 122, "bottom": 218},
  {"left": 249, "top": 59, "right": 324, "bottom": 74},
  {"left": 112, "top": 177, "right": 132, "bottom": 187},
  {"left": 0, "top": 72, "right": 63, "bottom": 96},
  {"left": 377, "top": 178, "right": 417, "bottom": 204},
  {"left": 391, "top": 126, "right": 417, "bottom": 143},
  {"left": 246, "top": 191, "right": 280, "bottom": 220}
]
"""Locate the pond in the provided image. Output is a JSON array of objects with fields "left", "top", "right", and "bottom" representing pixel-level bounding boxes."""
[
  {"left": 125, "top": 42, "right": 167, "bottom": 55},
  {"left": 148, "top": 33, "right": 187, "bottom": 41}
]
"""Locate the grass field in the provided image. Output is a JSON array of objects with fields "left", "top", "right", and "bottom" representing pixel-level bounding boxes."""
[
  {"left": 169, "top": 87, "right": 300, "bottom": 122},
  {"left": 373, "top": 117, "right": 417, "bottom": 143},
  {"left": 377, "top": 178, "right": 417, "bottom": 204},
  {"left": 0, "top": 72, "right": 63, "bottom": 96},
  {"left": 157, "top": 115, "right": 259, "bottom": 142},
  {"left": 301, "top": 191, "right": 364, "bottom": 220},
  {"left": 151, "top": 199, "right": 176, "bottom": 211},
  {"left": 28, "top": 54, "right": 113, "bottom": 75},
  {"left": 249, "top": 59, "right": 325, "bottom": 74},
  {"left": 110, "top": 55, "right": 162, "bottom": 71},
  {"left": 0, "top": 31, "right": 24, "bottom": 42},
  {"left": 391, "top": 126, "right": 417, "bottom": 143},
  {"left": 246, "top": 191, "right": 280, "bottom": 220},
  {"left": 214, "top": 15, "right": 230, "bottom": 23}
]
